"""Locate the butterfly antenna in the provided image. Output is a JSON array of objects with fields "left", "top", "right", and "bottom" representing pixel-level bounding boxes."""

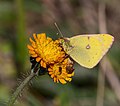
[{"left": 54, "top": 22, "right": 64, "bottom": 37}]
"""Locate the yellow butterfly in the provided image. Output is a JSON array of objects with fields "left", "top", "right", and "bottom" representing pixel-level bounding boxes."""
[{"left": 60, "top": 34, "right": 114, "bottom": 68}]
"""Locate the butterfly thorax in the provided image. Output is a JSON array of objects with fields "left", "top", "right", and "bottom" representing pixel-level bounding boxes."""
[{"left": 59, "top": 38, "right": 73, "bottom": 54}]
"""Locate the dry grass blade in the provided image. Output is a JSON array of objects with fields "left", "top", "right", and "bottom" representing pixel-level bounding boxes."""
[
  {"left": 101, "top": 57, "right": 120, "bottom": 103},
  {"left": 96, "top": 2, "right": 106, "bottom": 106}
]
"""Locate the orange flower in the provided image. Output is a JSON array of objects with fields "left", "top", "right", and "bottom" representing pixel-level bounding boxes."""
[
  {"left": 48, "top": 58, "right": 74, "bottom": 84},
  {"left": 27, "top": 33, "right": 65, "bottom": 68},
  {"left": 27, "top": 33, "right": 74, "bottom": 84}
]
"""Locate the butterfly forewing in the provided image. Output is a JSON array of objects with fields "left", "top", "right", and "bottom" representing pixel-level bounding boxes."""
[{"left": 66, "top": 34, "right": 114, "bottom": 68}]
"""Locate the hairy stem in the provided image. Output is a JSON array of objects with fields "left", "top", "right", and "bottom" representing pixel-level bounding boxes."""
[{"left": 8, "top": 71, "right": 36, "bottom": 106}]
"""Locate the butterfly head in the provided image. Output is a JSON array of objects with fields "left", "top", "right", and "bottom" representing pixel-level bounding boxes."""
[{"left": 59, "top": 37, "right": 73, "bottom": 54}]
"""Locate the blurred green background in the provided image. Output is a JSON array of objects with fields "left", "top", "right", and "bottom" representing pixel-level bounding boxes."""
[{"left": 0, "top": 0, "right": 120, "bottom": 106}]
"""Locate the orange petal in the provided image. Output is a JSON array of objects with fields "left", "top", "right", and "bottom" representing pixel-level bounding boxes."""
[
  {"left": 40, "top": 60, "right": 47, "bottom": 68},
  {"left": 56, "top": 78, "right": 59, "bottom": 83},
  {"left": 48, "top": 68, "right": 52, "bottom": 72},
  {"left": 31, "top": 43, "right": 36, "bottom": 48},
  {"left": 37, "top": 33, "right": 46, "bottom": 40},
  {"left": 54, "top": 77, "right": 57, "bottom": 82},
  {"left": 49, "top": 71, "right": 53, "bottom": 75},
  {"left": 27, "top": 45, "right": 34, "bottom": 50},
  {"left": 29, "top": 38, "right": 35, "bottom": 44},
  {"left": 41, "top": 33, "right": 46, "bottom": 37},
  {"left": 59, "top": 78, "right": 67, "bottom": 84},
  {"left": 34, "top": 48, "right": 38, "bottom": 52},
  {"left": 40, "top": 60, "right": 43, "bottom": 65},
  {"left": 31, "top": 54, "right": 37, "bottom": 57},
  {"left": 37, "top": 33, "right": 46, "bottom": 39},
  {"left": 51, "top": 74, "right": 54, "bottom": 78},
  {"left": 29, "top": 50, "right": 35, "bottom": 54},
  {"left": 65, "top": 78, "right": 72, "bottom": 82},
  {"left": 36, "top": 57, "right": 41, "bottom": 62},
  {"left": 37, "top": 34, "right": 41, "bottom": 39},
  {"left": 71, "top": 72, "right": 74, "bottom": 76},
  {"left": 33, "top": 33, "right": 37, "bottom": 40},
  {"left": 47, "top": 37, "right": 52, "bottom": 42},
  {"left": 67, "top": 72, "right": 74, "bottom": 77}
]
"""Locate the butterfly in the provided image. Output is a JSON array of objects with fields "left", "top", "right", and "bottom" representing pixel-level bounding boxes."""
[{"left": 60, "top": 34, "right": 114, "bottom": 68}]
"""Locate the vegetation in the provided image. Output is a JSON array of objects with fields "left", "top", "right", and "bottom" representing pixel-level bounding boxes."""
[{"left": 0, "top": 0, "right": 120, "bottom": 106}]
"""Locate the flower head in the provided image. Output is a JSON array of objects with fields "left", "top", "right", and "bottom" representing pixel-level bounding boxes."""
[
  {"left": 48, "top": 58, "right": 74, "bottom": 84},
  {"left": 27, "top": 33, "right": 74, "bottom": 84},
  {"left": 27, "top": 33, "right": 65, "bottom": 68}
]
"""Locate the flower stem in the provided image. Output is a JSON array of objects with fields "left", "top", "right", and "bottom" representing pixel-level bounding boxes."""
[{"left": 8, "top": 71, "right": 36, "bottom": 106}]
